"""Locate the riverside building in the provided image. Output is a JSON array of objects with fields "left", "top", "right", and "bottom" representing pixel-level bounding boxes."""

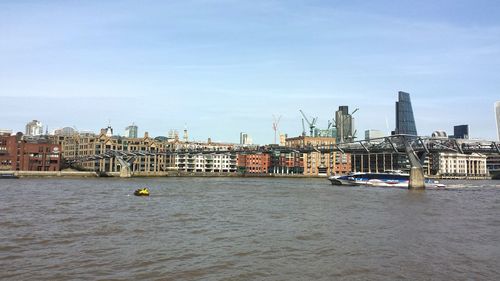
[
  {"left": 285, "top": 136, "right": 351, "bottom": 176},
  {"left": 174, "top": 152, "right": 237, "bottom": 173},
  {"left": 51, "top": 131, "right": 245, "bottom": 175},
  {"left": 50, "top": 131, "right": 170, "bottom": 175},
  {"left": 237, "top": 153, "right": 271, "bottom": 174},
  {"left": 0, "top": 133, "right": 61, "bottom": 171},
  {"left": 430, "top": 152, "right": 488, "bottom": 179},
  {"left": 270, "top": 151, "right": 304, "bottom": 175}
]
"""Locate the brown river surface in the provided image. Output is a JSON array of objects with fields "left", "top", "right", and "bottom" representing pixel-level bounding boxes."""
[{"left": 1, "top": 177, "right": 499, "bottom": 280}]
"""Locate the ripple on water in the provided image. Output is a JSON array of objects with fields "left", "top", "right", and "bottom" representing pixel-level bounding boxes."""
[
  {"left": 295, "top": 232, "right": 325, "bottom": 241},
  {"left": 1, "top": 177, "right": 499, "bottom": 280}
]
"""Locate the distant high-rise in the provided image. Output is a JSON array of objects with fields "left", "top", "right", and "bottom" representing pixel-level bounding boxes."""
[
  {"left": 279, "top": 133, "right": 287, "bottom": 146},
  {"left": 168, "top": 129, "right": 179, "bottom": 140},
  {"left": 496, "top": 101, "right": 500, "bottom": 141},
  {"left": 365, "top": 129, "right": 385, "bottom": 140},
  {"left": 54, "top": 127, "right": 76, "bottom": 136},
  {"left": 25, "top": 120, "right": 43, "bottom": 136},
  {"left": 395, "top": 91, "right": 417, "bottom": 135},
  {"left": 183, "top": 127, "right": 189, "bottom": 142},
  {"left": 100, "top": 126, "right": 113, "bottom": 137},
  {"left": 125, "top": 123, "right": 138, "bottom": 138},
  {"left": 335, "top": 106, "right": 355, "bottom": 143},
  {"left": 240, "top": 132, "right": 252, "bottom": 145},
  {"left": 453, "top": 125, "right": 469, "bottom": 139}
]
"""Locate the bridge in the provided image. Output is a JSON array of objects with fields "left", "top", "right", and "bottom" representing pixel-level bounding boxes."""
[{"left": 70, "top": 135, "right": 500, "bottom": 190}]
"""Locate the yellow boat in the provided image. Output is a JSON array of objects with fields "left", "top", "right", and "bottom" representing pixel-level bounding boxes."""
[{"left": 134, "top": 188, "right": 150, "bottom": 196}]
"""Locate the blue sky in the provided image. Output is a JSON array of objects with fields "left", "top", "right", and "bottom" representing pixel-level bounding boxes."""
[{"left": 1, "top": 0, "right": 499, "bottom": 143}]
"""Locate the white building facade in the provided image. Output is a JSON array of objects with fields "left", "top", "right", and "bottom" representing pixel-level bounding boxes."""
[
  {"left": 174, "top": 153, "right": 237, "bottom": 173},
  {"left": 25, "top": 120, "right": 43, "bottom": 136},
  {"left": 432, "top": 152, "right": 488, "bottom": 178}
]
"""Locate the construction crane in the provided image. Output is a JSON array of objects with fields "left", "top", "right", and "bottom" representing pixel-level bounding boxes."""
[
  {"left": 327, "top": 120, "right": 333, "bottom": 130},
  {"left": 272, "top": 115, "right": 282, "bottom": 145},
  {"left": 299, "top": 110, "right": 318, "bottom": 137}
]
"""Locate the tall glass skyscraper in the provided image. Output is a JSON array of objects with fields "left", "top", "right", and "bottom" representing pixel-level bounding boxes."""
[
  {"left": 395, "top": 91, "right": 417, "bottom": 135},
  {"left": 335, "top": 106, "right": 355, "bottom": 143},
  {"left": 496, "top": 101, "right": 500, "bottom": 141}
]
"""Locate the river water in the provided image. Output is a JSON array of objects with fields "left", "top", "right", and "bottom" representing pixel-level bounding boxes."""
[{"left": 1, "top": 177, "right": 499, "bottom": 280}]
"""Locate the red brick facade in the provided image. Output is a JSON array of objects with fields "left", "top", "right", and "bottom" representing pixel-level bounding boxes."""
[
  {"left": 0, "top": 133, "right": 61, "bottom": 171},
  {"left": 237, "top": 153, "right": 271, "bottom": 174}
]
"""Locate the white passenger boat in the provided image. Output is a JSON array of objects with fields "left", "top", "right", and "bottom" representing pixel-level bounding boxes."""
[{"left": 328, "top": 171, "right": 445, "bottom": 188}]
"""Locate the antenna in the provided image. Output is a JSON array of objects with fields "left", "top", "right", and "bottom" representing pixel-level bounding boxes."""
[{"left": 272, "top": 115, "right": 282, "bottom": 145}]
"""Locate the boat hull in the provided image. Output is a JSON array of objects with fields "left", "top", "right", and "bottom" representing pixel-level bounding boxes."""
[
  {"left": 329, "top": 173, "right": 445, "bottom": 188},
  {"left": 0, "top": 173, "right": 18, "bottom": 179}
]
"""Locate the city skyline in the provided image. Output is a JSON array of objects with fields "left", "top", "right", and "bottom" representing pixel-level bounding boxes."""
[{"left": 1, "top": 1, "right": 500, "bottom": 143}]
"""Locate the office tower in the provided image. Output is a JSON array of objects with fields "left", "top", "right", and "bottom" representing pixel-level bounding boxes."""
[
  {"left": 453, "top": 125, "right": 469, "bottom": 139},
  {"left": 240, "top": 132, "right": 252, "bottom": 145},
  {"left": 25, "top": 120, "right": 43, "bottom": 136},
  {"left": 335, "top": 106, "right": 355, "bottom": 143},
  {"left": 496, "top": 101, "right": 500, "bottom": 141},
  {"left": 395, "top": 91, "right": 417, "bottom": 135},
  {"left": 125, "top": 123, "right": 138, "bottom": 138}
]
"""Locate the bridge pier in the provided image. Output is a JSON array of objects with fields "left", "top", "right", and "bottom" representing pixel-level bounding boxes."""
[
  {"left": 119, "top": 165, "right": 132, "bottom": 178},
  {"left": 402, "top": 137, "right": 425, "bottom": 190},
  {"left": 409, "top": 166, "right": 425, "bottom": 190},
  {"left": 115, "top": 155, "right": 132, "bottom": 178}
]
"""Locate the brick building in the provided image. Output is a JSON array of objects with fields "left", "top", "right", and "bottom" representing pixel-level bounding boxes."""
[
  {"left": 0, "top": 133, "right": 61, "bottom": 171},
  {"left": 270, "top": 151, "right": 304, "bottom": 174},
  {"left": 237, "top": 153, "right": 271, "bottom": 174},
  {"left": 285, "top": 136, "right": 351, "bottom": 176}
]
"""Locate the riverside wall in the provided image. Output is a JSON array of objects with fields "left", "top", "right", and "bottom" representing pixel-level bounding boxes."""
[
  {"left": 1, "top": 171, "right": 98, "bottom": 178},
  {"left": 1, "top": 170, "right": 321, "bottom": 178}
]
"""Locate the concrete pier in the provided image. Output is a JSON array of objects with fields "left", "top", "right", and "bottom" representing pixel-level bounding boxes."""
[
  {"left": 115, "top": 156, "right": 132, "bottom": 178},
  {"left": 403, "top": 137, "right": 426, "bottom": 190},
  {"left": 409, "top": 166, "right": 425, "bottom": 190},
  {"left": 119, "top": 166, "right": 132, "bottom": 178}
]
